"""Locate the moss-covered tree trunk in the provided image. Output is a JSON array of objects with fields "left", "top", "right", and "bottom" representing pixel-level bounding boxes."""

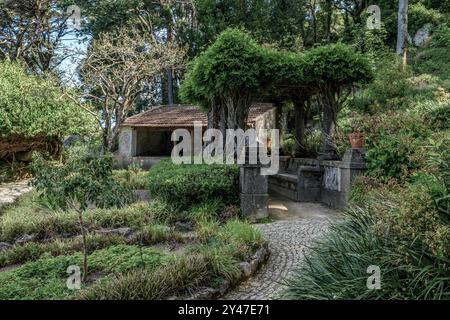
[
  {"left": 294, "top": 99, "right": 307, "bottom": 156},
  {"left": 207, "top": 102, "right": 220, "bottom": 129},
  {"left": 224, "top": 94, "right": 251, "bottom": 130}
]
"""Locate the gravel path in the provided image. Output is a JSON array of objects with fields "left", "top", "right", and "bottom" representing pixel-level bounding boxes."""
[
  {"left": 0, "top": 180, "right": 32, "bottom": 209},
  {"left": 223, "top": 210, "right": 333, "bottom": 300}
]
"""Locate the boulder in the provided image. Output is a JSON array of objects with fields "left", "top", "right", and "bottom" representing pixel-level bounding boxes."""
[{"left": 414, "top": 24, "right": 431, "bottom": 47}]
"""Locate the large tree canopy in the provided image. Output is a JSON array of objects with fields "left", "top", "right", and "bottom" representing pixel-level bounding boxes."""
[
  {"left": 181, "top": 29, "right": 271, "bottom": 130},
  {"left": 0, "top": 0, "right": 78, "bottom": 75},
  {"left": 301, "top": 44, "right": 374, "bottom": 158},
  {"left": 180, "top": 29, "right": 373, "bottom": 158}
]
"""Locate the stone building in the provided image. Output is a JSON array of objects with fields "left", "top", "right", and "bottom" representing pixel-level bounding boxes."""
[{"left": 118, "top": 103, "right": 276, "bottom": 168}]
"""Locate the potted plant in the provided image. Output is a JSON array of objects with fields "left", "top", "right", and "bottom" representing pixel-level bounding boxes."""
[
  {"left": 343, "top": 114, "right": 366, "bottom": 149},
  {"left": 348, "top": 130, "right": 365, "bottom": 148}
]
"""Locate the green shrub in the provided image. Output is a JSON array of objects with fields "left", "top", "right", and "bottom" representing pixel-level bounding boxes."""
[
  {"left": 363, "top": 110, "right": 432, "bottom": 180},
  {"left": 303, "top": 129, "right": 322, "bottom": 157},
  {"left": 408, "top": 3, "right": 443, "bottom": 36},
  {"left": 351, "top": 54, "right": 413, "bottom": 113},
  {"left": 366, "top": 132, "right": 420, "bottom": 180},
  {"left": 281, "top": 134, "right": 296, "bottom": 157},
  {"left": 79, "top": 254, "right": 210, "bottom": 300},
  {"left": 196, "top": 219, "right": 220, "bottom": 243},
  {"left": 31, "top": 149, "right": 135, "bottom": 212},
  {"left": 191, "top": 244, "right": 241, "bottom": 282},
  {"left": 217, "top": 220, "right": 264, "bottom": 259},
  {"left": 113, "top": 167, "right": 149, "bottom": 190},
  {"left": 148, "top": 160, "right": 239, "bottom": 208},
  {"left": 188, "top": 199, "right": 225, "bottom": 223},
  {"left": 0, "top": 62, "right": 94, "bottom": 140}
]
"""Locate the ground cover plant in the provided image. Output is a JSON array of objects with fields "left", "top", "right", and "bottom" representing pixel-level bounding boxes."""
[{"left": 0, "top": 156, "right": 264, "bottom": 300}]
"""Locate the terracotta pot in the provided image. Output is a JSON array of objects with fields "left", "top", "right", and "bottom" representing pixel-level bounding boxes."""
[{"left": 348, "top": 132, "right": 365, "bottom": 148}]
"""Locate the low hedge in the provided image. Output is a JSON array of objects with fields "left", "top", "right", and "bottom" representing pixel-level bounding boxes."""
[{"left": 148, "top": 160, "right": 239, "bottom": 208}]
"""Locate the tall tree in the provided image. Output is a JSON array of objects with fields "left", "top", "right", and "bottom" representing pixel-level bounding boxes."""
[
  {"left": 396, "top": 0, "right": 409, "bottom": 66},
  {"left": 73, "top": 29, "right": 184, "bottom": 151},
  {"left": 76, "top": 0, "right": 194, "bottom": 104},
  {"left": 0, "top": 0, "right": 75, "bottom": 76}
]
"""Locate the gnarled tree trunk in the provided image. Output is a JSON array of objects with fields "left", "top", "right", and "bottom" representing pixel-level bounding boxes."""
[
  {"left": 319, "top": 88, "right": 339, "bottom": 160},
  {"left": 294, "top": 98, "right": 307, "bottom": 156}
]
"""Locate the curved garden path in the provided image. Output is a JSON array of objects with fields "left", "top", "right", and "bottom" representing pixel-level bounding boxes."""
[{"left": 223, "top": 199, "right": 336, "bottom": 300}]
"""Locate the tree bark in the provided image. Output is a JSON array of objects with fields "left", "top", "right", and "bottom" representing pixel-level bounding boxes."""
[
  {"left": 294, "top": 99, "right": 306, "bottom": 155},
  {"left": 324, "top": 0, "right": 333, "bottom": 43},
  {"left": 167, "top": 68, "right": 174, "bottom": 105},
  {"left": 320, "top": 91, "right": 338, "bottom": 160},
  {"left": 396, "top": 0, "right": 409, "bottom": 67}
]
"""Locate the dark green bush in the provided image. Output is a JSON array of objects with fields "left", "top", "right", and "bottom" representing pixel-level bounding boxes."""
[
  {"left": 148, "top": 160, "right": 239, "bottom": 208},
  {"left": 408, "top": 3, "right": 443, "bottom": 36},
  {"left": 363, "top": 110, "right": 431, "bottom": 180},
  {"left": 350, "top": 54, "right": 413, "bottom": 113},
  {"left": 365, "top": 131, "right": 420, "bottom": 180}
]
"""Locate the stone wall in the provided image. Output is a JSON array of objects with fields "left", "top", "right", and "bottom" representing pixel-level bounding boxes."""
[{"left": 268, "top": 149, "right": 367, "bottom": 209}]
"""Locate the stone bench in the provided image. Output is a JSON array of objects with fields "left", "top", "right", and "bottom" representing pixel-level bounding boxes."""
[
  {"left": 268, "top": 164, "right": 323, "bottom": 202},
  {"left": 269, "top": 149, "right": 367, "bottom": 208}
]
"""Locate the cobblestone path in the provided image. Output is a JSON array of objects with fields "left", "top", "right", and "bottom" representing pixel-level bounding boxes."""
[
  {"left": 223, "top": 213, "right": 333, "bottom": 300},
  {"left": 0, "top": 180, "right": 32, "bottom": 209}
]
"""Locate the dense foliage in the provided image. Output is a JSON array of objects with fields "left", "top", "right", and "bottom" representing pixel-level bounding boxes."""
[
  {"left": 286, "top": 12, "right": 450, "bottom": 299},
  {"left": 148, "top": 159, "right": 239, "bottom": 209},
  {"left": 0, "top": 62, "right": 93, "bottom": 140},
  {"left": 31, "top": 145, "right": 134, "bottom": 212},
  {"left": 284, "top": 207, "right": 450, "bottom": 299}
]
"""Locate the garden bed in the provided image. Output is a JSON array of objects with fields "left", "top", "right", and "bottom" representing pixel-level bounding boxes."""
[{"left": 0, "top": 176, "right": 266, "bottom": 300}]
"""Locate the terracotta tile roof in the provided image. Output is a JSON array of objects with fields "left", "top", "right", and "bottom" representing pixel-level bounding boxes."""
[{"left": 122, "top": 103, "right": 274, "bottom": 128}]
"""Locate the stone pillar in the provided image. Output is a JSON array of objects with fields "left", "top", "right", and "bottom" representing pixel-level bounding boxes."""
[
  {"left": 321, "top": 148, "right": 367, "bottom": 208},
  {"left": 340, "top": 148, "right": 367, "bottom": 195},
  {"left": 118, "top": 127, "right": 137, "bottom": 167},
  {"left": 239, "top": 146, "right": 269, "bottom": 220}
]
